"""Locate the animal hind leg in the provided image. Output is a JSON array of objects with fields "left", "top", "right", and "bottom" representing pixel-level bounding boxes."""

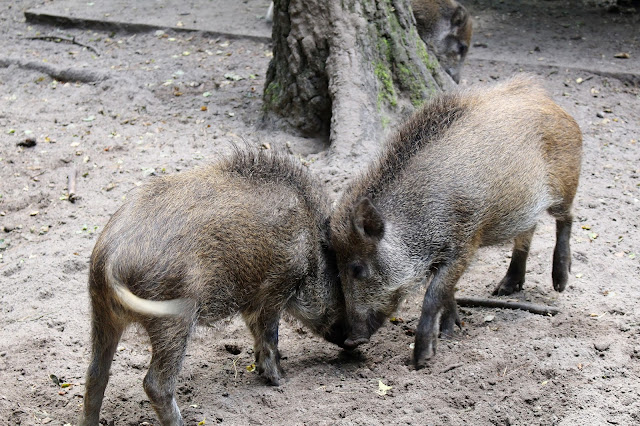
[
  {"left": 493, "top": 226, "right": 536, "bottom": 296},
  {"left": 79, "top": 314, "right": 125, "bottom": 426},
  {"left": 551, "top": 211, "right": 573, "bottom": 292},
  {"left": 142, "top": 317, "right": 193, "bottom": 426}
]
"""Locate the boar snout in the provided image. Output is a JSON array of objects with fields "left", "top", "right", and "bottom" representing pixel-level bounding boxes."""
[
  {"left": 343, "top": 316, "right": 371, "bottom": 349},
  {"left": 343, "top": 309, "right": 387, "bottom": 349},
  {"left": 343, "top": 335, "right": 370, "bottom": 350}
]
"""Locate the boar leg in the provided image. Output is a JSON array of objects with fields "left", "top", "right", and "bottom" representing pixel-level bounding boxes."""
[
  {"left": 80, "top": 316, "right": 125, "bottom": 426},
  {"left": 439, "top": 297, "right": 461, "bottom": 339},
  {"left": 493, "top": 226, "right": 537, "bottom": 296},
  {"left": 414, "top": 254, "right": 471, "bottom": 369},
  {"left": 142, "top": 318, "right": 192, "bottom": 426},
  {"left": 243, "top": 310, "right": 283, "bottom": 386},
  {"left": 552, "top": 214, "right": 573, "bottom": 292}
]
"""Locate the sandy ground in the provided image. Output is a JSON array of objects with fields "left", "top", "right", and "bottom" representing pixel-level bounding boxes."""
[{"left": 0, "top": 0, "right": 639, "bottom": 425}]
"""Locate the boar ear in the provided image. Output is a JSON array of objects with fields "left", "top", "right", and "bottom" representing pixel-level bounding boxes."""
[
  {"left": 352, "top": 198, "right": 385, "bottom": 241},
  {"left": 451, "top": 5, "right": 468, "bottom": 28}
]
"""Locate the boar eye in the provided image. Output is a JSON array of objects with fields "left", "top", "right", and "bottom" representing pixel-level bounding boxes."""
[{"left": 349, "top": 262, "right": 368, "bottom": 280}]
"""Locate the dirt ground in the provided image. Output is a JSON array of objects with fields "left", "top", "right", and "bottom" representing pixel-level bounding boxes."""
[{"left": 1, "top": 0, "right": 639, "bottom": 425}]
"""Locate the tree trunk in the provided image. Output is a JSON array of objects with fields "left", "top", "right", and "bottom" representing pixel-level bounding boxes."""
[{"left": 263, "top": 0, "right": 453, "bottom": 185}]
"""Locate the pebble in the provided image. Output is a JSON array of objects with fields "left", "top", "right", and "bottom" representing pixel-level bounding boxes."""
[
  {"left": 594, "top": 341, "right": 611, "bottom": 352},
  {"left": 483, "top": 315, "right": 495, "bottom": 323},
  {"left": 596, "top": 111, "right": 605, "bottom": 118}
]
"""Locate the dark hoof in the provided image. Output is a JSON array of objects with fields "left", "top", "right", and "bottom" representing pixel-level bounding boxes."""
[
  {"left": 413, "top": 350, "right": 434, "bottom": 370},
  {"left": 439, "top": 312, "right": 461, "bottom": 339},
  {"left": 552, "top": 270, "right": 568, "bottom": 292},
  {"left": 492, "top": 276, "right": 524, "bottom": 296},
  {"left": 413, "top": 338, "right": 436, "bottom": 369}
]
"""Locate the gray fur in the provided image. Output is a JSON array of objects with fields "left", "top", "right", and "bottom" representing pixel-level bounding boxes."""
[
  {"left": 330, "top": 75, "right": 582, "bottom": 368},
  {"left": 79, "top": 147, "right": 346, "bottom": 426}
]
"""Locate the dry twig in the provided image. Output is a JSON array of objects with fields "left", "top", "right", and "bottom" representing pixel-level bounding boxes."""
[
  {"left": 26, "top": 35, "right": 101, "bottom": 56},
  {"left": 455, "top": 296, "right": 560, "bottom": 316}
]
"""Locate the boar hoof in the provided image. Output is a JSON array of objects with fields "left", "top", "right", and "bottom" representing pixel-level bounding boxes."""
[
  {"left": 492, "top": 276, "right": 524, "bottom": 296},
  {"left": 414, "top": 350, "right": 434, "bottom": 370},
  {"left": 413, "top": 340, "right": 436, "bottom": 369},
  {"left": 552, "top": 267, "right": 568, "bottom": 292},
  {"left": 439, "top": 312, "right": 461, "bottom": 339},
  {"left": 262, "top": 369, "right": 284, "bottom": 386}
]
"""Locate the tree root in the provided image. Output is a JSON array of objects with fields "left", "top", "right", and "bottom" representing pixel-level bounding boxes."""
[
  {"left": 26, "top": 35, "right": 100, "bottom": 56},
  {"left": 455, "top": 296, "right": 560, "bottom": 316},
  {"left": 0, "top": 57, "right": 109, "bottom": 83}
]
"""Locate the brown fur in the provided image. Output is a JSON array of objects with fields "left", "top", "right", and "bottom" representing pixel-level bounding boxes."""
[
  {"left": 412, "top": 0, "right": 473, "bottom": 83},
  {"left": 79, "top": 147, "right": 346, "bottom": 426},
  {"left": 330, "top": 75, "right": 582, "bottom": 368}
]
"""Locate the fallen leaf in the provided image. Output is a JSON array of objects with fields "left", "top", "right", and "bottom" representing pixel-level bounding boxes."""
[
  {"left": 581, "top": 224, "right": 591, "bottom": 230},
  {"left": 246, "top": 364, "right": 256, "bottom": 372},
  {"left": 224, "top": 72, "right": 244, "bottom": 81},
  {"left": 588, "top": 232, "right": 598, "bottom": 240},
  {"left": 197, "top": 418, "right": 205, "bottom": 426},
  {"left": 376, "top": 380, "right": 392, "bottom": 396}
]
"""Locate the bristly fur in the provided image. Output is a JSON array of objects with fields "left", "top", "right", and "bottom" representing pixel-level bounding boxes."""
[
  {"left": 338, "top": 92, "right": 468, "bottom": 211},
  {"left": 220, "top": 144, "right": 330, "bottom": 226}
]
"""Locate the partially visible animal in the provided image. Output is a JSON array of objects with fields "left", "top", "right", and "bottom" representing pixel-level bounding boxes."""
[
  {"left": 329, "top": 75, "right": 582, "bottom": 368},
  {"left": 412, "top": 0, "right": 473, "bottom": 83},
  {"left": 79, "top": 148, "right": 347, "bottom": 425},
  {"left": 266, "top": 0, "right": 472, "bottom": 83}
]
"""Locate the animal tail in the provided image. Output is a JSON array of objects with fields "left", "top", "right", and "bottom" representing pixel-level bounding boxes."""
[{"left": 106, "top": 262, "right": 193, "bottom": 317}]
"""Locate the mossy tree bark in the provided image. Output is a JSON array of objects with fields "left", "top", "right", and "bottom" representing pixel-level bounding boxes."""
[{"left": 263, "top": 0, "right": 453, "bottom": 181}]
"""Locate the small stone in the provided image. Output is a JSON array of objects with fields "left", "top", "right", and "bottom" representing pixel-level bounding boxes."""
[
  {"left": 596, "top": 111, "right": 605, "bottom": 118},
  {"left": 594, "top": 341, "right": 611, "bottom": 352},
  {"left": 483, "top": 315, "right": 495, "bottom": 323}
]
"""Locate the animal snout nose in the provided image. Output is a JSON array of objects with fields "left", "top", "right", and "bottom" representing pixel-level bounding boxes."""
[{"left": 343, "top": 336, "right": 370, "bottom": 349}]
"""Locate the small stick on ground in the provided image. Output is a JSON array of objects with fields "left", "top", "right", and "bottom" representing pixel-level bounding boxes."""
[
  {"left": 440, "top": 363, "right": 463, "bottom": 374},
  {"left": 26, "top": 35, "right": 101, "bottom": 56},
  {"left": 455, "top": 296, "right": 560, "bottom": 316},
  {"left": 67, "top": 164, "right": 78, "bottom": 203}
]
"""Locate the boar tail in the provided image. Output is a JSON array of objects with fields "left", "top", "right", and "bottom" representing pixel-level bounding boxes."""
[{"left": 106, "top": 263, "right": 193, "bottom": 317}]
